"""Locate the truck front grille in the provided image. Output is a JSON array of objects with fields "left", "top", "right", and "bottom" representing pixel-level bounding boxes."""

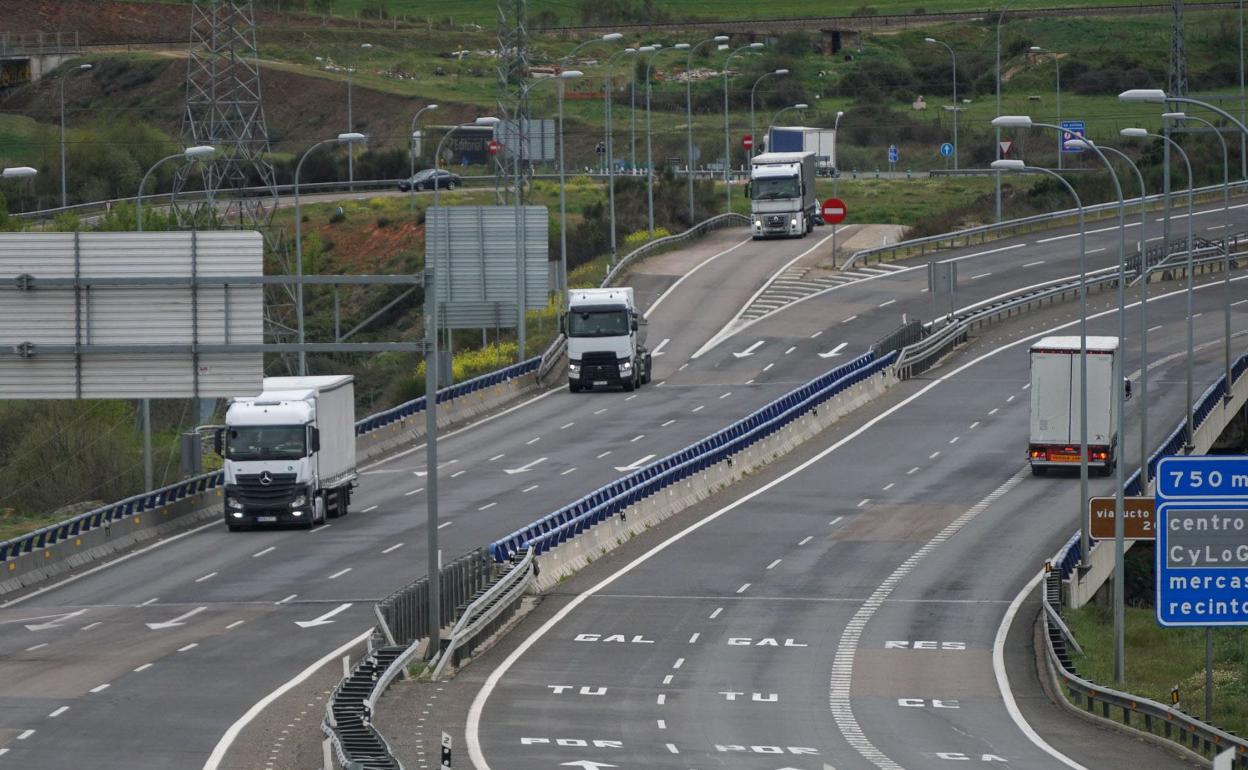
[
  {"left": 234, "top": 472, "right": 298, "bottom": 504},
  {"left": 765, "top": 215, "right": 786, "bottom": 228},
  {"left": 579, "top": 351, "right": 620, "bottom": 381}
]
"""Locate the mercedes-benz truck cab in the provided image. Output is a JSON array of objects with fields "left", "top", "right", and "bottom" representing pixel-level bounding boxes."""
[{"left": 218, "top": 375, "right": 357, "bottom": 530}]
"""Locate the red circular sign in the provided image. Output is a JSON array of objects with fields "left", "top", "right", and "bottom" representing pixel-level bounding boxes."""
[
  {"left": 821, "top": 197, "right": 847, "bottom": 225},
  {"left": 742, "top": 135, "right": 753, "bottom": 150},
  {"left": 488, "top": 139, "right": 501, "bottom": 156}
]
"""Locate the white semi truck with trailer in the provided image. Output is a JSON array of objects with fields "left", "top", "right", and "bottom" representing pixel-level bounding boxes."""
[
  {"left": 217, "top": 375, "right": 357, "bottom": 530},
  {"left": 749, "top": 151, "right": 818, "bottom": 239},
  {"left": 564, "top": 287, "right": 651, "bottom": 393},
  {"left": 766, "top": 126, "right": 837, "bottom": 175},
  {"left": 1028, "top": 336, "right": 1129, "bottom": 476}
]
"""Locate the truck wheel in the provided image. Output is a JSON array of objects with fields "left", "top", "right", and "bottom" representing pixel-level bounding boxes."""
[
  {"left": 227, "top": 523, "right": 242, "bottom": 532},
  {"left": 569, "top": 381, "right": 582, "bottom": 393},
  {"left": 641, "top": 355, "right": 652, "bottom": 384},
  {"left": 622, "top": 375, "right": 635, "bottom": 392}
]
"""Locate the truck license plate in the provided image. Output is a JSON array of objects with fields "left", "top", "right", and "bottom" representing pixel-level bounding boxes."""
[
  {"left": 1050, "top": 454, "right": 1079, "bottom": 463},
  {"left": 256, "top": 516, "right": 277, "bottom": 523},
  {"left": 593, "top": 381, "right": 608, "bottom": 386}
]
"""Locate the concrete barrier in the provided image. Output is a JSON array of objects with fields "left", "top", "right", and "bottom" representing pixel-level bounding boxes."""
[
  {"left": 0, "top": 371, "right": 546, "bottom": 599},
  {"left": 531, "top": 367, "right": 896, "bottom": 592}
]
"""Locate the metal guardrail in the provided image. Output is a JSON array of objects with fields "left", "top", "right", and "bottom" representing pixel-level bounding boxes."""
[
  {"left": 373, "top": 547, "right": 495, "bottom": 647},
  {"left": 429, "top": 547, "right": 535, "bottom": 680},
  {"left": 602, "top": 212, "right": 749, "bottom": 287},
  {"left": 323, "top": 640, "right": 405, "bottom": 770},
  {"left": 843, "top": 180, "right": 1248, "bottom": 271},
  {"left": 491, "top": 350, "right": 894, "bottom": 561}
]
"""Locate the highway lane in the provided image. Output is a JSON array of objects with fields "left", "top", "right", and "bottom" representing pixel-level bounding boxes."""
[
  {"left": 467, "top": 275, "right": 1244, "bottom": 769},
  {"left": 0, "top": 199, "right": 1239, "bottom": 766}
]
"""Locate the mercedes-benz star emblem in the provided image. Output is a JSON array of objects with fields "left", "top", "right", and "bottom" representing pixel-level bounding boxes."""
[{"left": 259, "top": 471, "right": 273, "bottom": 486}]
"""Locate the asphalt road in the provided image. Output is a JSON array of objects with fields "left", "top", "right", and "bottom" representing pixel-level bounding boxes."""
[
  {"left": 466, "top": 267, "right": 1244, "bottom": 770},
  {"left": 0, "top": 194, "right": 1241, "bottom": 768}
]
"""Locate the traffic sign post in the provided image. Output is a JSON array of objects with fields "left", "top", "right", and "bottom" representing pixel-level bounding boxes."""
[
  {"left": 1155, "top": 455, "right": 1248, "bottom": 722},
  {"left": 998, "top": 139, "right": 1013, "bottom": 157},
  {"left": 1060, "top": 120, "right": 1086, "bottom": 153},
  {"left": 742, "top": 134, "right": 753, "bottom": 153},
  {"left": 887, "top": 144, "right": 898, "bottom": 174},
  {"left": 488, "top": 139, "right": 502, "bottom": 157},
  {"left": 822, "top": 198, "right": 847, "bottom": 268},
  {"left": 442, "top": 731, "right": 453, "bottom": 768},
  {"left": 940, "top": 142, "right": 954, "bottom": 157}
]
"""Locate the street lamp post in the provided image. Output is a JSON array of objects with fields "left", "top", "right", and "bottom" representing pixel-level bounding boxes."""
[
  {"left": 633, "top": 44, "right": 662, "bottom": 172},
  {"left": 604, "top": 47, "right": 638, "bottom": 259},
  {"left": 926, "top": 38, "right": 958, "bottom": 170},
  {"left": 686, "top": 35, "right": 729, "bottom": 223},
  {"left": 408, "top": 104, "right": 439, "bottom": 214},
  {"left": 723, "top": 42, "right": 765, "bottom": 213},
  {"left": 643, "top": 44, "right": 690, "bottom": 237},
  {"left": 345, "top": 42, "right": 372, "bottom": 191},
  {"left": 766, "top": 103, "right": 809, "bottom": 140},
  {"left": 1168, "top": 112, "right": 1233, "bottom": 397},
  {"left": 832, "top": 110, "right": 845, "bottom": 197},
  {"left": 137, "top": 145, "right": 216, "bottom": 233},
  {"left": 750, "top": 69, "right": 789, "bottom": 158},
  {"left": 293, "top": 134, "right": 366, "bottom": 376},
  {"left": 58, "top": 63, "right": 92, "bottom": 208},
  {"left": 1029, "top": 47, "right": 1062, "bottom": 169},
  {"left": 994, "top": 0, "right": 1017, "bottom": 222}
]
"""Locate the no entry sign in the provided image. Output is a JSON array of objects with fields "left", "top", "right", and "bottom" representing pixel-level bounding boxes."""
[
  {"left": 821, "top": 198, "right": 847, "bottom": 225},
  {"left": 742, "top": 134, "right": 753, "bottom": 151},
  {"left": 488, "top": 139, "right": 502, "bottom": 156}
]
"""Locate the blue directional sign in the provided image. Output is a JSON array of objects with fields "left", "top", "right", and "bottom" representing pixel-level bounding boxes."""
[
  {"left": 940, "top": 142, "right": 954, "bottom": 158},
  {"left": 1155, "top": 455, "right": 1248, "bottom": 627},
  {"left": 888, "top": 144, "right": 899, "bottom": 163},
  {"left": 1060, "top": 120, "right": 1086, "bottom": 153}
]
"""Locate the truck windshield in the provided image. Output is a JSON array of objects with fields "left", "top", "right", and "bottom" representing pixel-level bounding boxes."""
[
  {"left": 751, "top": 176, "right": 800, "bottom": 200},
  {"left": 227, "top": 426, "right": 307, "bottom": 461},
  {"left": 569, "top": 309, "right": 629, "bottom": 337}
]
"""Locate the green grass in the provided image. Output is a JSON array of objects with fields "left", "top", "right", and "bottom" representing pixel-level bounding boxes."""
[{"left": 1065, "top": 604, "right": 1248, "bottom": 737}]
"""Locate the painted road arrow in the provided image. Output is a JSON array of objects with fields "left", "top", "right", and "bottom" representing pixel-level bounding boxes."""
[
  {"left": 146, "top": 606, "right": 207, "bottom": 630},
  {"left": 651, "top": 338, "right": 670, "bottom": 357},
  {"left": 413, "top": 459, "right": 457, "bottom": 477},
  {"left": 504, "top": 457, "right": 548, "bottom": 475},
  {"left": 614, "top": 454, "right": 656, "bottom": 472},
  {"left": 7, "top": 609, "right": 88, "bottom": 631},
  {"left": 295, "top": 603, "right": 353, "bottom": 629},
  {"left": 733, "top": 340, "right": 764, "bottom": 358},
  {"left": 559, "top": 762, "right": 618, "bottom": 770},
  {"left": 817, "top": 342, "right": 848, "bottom": 359}
]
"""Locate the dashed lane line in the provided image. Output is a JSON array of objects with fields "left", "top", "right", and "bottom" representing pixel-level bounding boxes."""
[{"left": 382, "top": 543, "right": 404, "bottom": 554}]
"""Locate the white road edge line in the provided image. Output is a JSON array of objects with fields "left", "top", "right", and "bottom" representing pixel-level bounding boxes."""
[
  {"left": 644, "top": 236, "right": 753, "bottom": 320},
  {"left": 203, "top": 628, "right": 373, "bottom": 770}
]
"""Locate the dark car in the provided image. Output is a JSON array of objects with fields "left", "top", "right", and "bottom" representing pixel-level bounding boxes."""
[{"left": 398, "top": 168, "right": 462, "bottom": 192}]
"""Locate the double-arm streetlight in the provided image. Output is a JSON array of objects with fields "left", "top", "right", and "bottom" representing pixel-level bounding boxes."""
[
  {"left": 633, "top": 44, "right": 663, "bottom": 171},
  {"left": 642, "top": 43, "right": 691, "bottom": 236},
  {"left": 137, "top": 145, "right": 216, "bottom": 233},
  {"left": 1029, "top": 46, "right": 1063, "bottom": 168},
  {"left": 749, "top": 69, "right": 789, "bottom": 157},
  {"left": 994, "top": 0, "right": 1018, "bottom": 221},
  {"left": 925, "top": 38, "right": 958, "bottom": 170},
  {"left": 766, "top": 103, "right": 808, "bottom": 139},
  {"left": 723, "top": 42, "right": 765, "bottom": 212},
  {"left": 293, "top": 133, "right": 367, "bottom": 376},
  {"left": 408, "top": 104, "right": 439, "bottom": 213},
  {"left": 604, "top": 47, "right": 638, "bottom": 258},
  {"left": 58, "top": 63, "right": 92, "bottom": 208},
  {"left": 685, "top": 35, "right": 729, "bottom": 222}
]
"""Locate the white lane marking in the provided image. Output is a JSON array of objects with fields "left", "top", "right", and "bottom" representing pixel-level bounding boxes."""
[
  {"left": 81, "top": 622, "right": 102, "bottom": 631},
  {"left": 929, "top": 451, "right": 941, "bottom": 460},
  {"left": 763, "top": 363, "right": 775, "bottom": 372},
  {"left": 657, "top": 694, "right": 666, "bottom": 705},
  {"left": 308, "top": 523, "right": 332, "bottom": 534},
  {"left": 1233, "top": 299, "right": 1248, "bottom": 307},
  {"left": 382, "top": 543, "right": 404, "bottom": 554},
  {"left": 663, "top": 674, "right": 674, "bottom": 685},
  {"left": 651, "top": 338, "right": 670, "bottom": 356},
  {"left": 276, "top": 594, "right": 297, "bottom": 605},
  {"left": 25, "top": 643, "right": 47, "bottom": 651},
  {"left": 438, "top": 521, "right": 453, "bottom": 530},
  {"left": 830, "top": 468, "right": 1029, "bottom": 770},
  {"left": 525, "top": 437, "right": 541, "bottom": 445},
  {"left": 1194, "top": 312, "right": 1204, "bottom": 318},
  {"left": 630, "top": 434, "right": 645, "bottom": 443},
  {"left": 404, "top": 487, "right": 424, "bottom": 497},
  {"left": 203, "top": 628, "right": 373, "bottom": 770},
  {"left": 195, "top": 572, "right": 218, "bottom": 583},
  {"left": 736, "top": 583, "right": 751, "bottom": 594},
  {"left": 678, "top": 364, "right": 688, "bottom": 371},
  {"left": 970, "top": 421, "right": 980, "bottom": 429},
  {"left": 479, "top": 502, "right": 498, "bottom": 511},
  {"left": 692, "top": 405, "right": 704, "bottom": 412},
  {"left": 745, "top": 379, "right": 755, "bottom": 385},
  {"left": 709, "top": 608, "right": 723, "bottom": 619},
  {"left": 504, "top": 457, "right": 547, "bottom": 475},
  {"left": 1007, "top": 395, "right": 1016, "bottom": 403},
  {"left": 644, "top": 236, "right": 753, "bottom": 319},
  {"left": 450, "top": 470, "right": 466, "bottom": 478},
  {"left": 1148, "top": 324, "right": 1164, "bottom": 332},
  {"left": 625, "top": 394, "right": 638, "bottom": 401},
  {"left": 615, "top": 454, "right": 657, "bottom": 472},
  {"left": 829, "top": 516, "right": 843, "bottom": 526},
  {"left": 48, "top": 706, "right": 68, "bottom": 718},
  {"left": 362, "top": 505, "right": 378, "bottom": 513},
  {"left": 883, "top": 482, "right": 894, "bottom": 491},
  {"left": 857, "top": 498, "right": 870, "bottom": 507},
  {"left": 842, "top": 315, "right": 858, "bottom": 323},
  {"left": 464, "top": 280, "right": 1247, "bottom": 770},
  {"left": 140, "top": 598, "right": 159, "bottom": 607},
  {"left": 878, "top": 299, "right": 896, "bottom": 308},
  {"left": 938, "top": 242, "right": 1028, "bottom": 263},
  {"left": 995, "top": 566, "right": 1091, "bottom": 769},
  {"left": 17, "top": 730, "right": 34, "bottom": 740},
  {"left": 665, "top": 743, "right": 679, "bottom": 753},
  {"left": 819, "top": 342, "right": 849, "bottom": 358},
  {"left": 328, "top": 568, "right": 352, "bottom": 580},
  {"left": 134, "top": 663, "right": 153, "bottom": 672},
  {"left": 989, "top": 407, "right": 999, "bottom": 415},
  {"left": 673, "top": 658, "right": 685, "bottom": 669},
  {"left": 785, "top": 345, "right": 797, "bottom": 355},
  {"left": 488, "top": 454, "right": 505, "bottom": 462},
  {"left": 907, "top": 467, "right": 920, "bottom": 475},
  {"left": 657, "top": 719, "right": 667, "bottom": 729},
  {"left": 596, "top": 451, "right": 612, "bottom": 459},
  {"left": 799, "top": 536, "right": 813, "bottom": 546},
  {"left": 661, "top": 419, "right": 676, "bottom": 427},
  {"left": 90, "top": 684, "right": 110, "bottom": 693},
  {"left": 971, "top": 272, "right": 992, "bottom": 280},
  {"left": 766, "top": 559, "right": 782, "bottom": 570},
  {"left": 810, "top": 330, "right": 823, "bottom": 338},
  {"left": 1086, "top": 247, "right": 1107, "bottom": 254},
  {"left": 1023, "top": 260, "right": 1045, "bottom": 267},
  {"left": 733, "top": 340, "right": 765, "bottom": 358},
  {"left": 1022, "top": 384, "right": 1030, "bottom": 390},
  {"left": 593, "top": 408, "right": 607, "bottom": 415},
  {"left": 521, "top": 484, "right": 540, "bottom": 493},
  {"left": 560, "top": 422, "right": 575, "bottom": 430},
  {"left": 226, "top": 620, "right": 245, "bottom": 630},
  {"left": 949, "top": 436, "right": 960, "bottom": 444},
  {"left": 719, "top": 392, "right": 732, "bottom": 399},
  {"left": 178, "top": 643, "right": 198, "bottom": 653},
  {"left": 253, "top": 547, "right": 275, "bottom": 558},
  {"left": 561, "top": 467, "right": 577, "bottom": 476}
]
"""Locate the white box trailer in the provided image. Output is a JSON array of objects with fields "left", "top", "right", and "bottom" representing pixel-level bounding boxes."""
[
  {"left": 767, "top": 126, "right": 837, "bottom": 174},
  {"left": 1028, "top": 336, "right": 1124, "bottom": 476}
]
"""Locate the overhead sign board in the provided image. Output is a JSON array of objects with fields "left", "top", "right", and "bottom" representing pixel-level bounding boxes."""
[
  {"left": 1155, "top": 455, "right": 1248, "bottom": 627},
  {"left": 0, "top": 231, "right": 263, "bottom": 399},
  {"left": 497, "top": 119, "right": 555, "bottom": 162},
  {"left": 1089, "top": 496, "right": 1155, "bottom": 540}
]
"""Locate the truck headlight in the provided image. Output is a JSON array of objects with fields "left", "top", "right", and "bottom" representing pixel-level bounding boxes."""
[
  {"left": 227, "top": 497, "right": 243, "bottom": 510},
  {"left": 568, "top": 362, "right": 580, "bottom": 376},
  {"left": 618, "top": 359, "right": 632, "bottom": 373},
  {"left": 790, "top": 218, "right": 798, "bottom": 227},
  {"left": 754, "top": 219, "right": 762, "bottom": 228},
  {"left": 291, "top": 494, "right": 307, "bottom": 508}
]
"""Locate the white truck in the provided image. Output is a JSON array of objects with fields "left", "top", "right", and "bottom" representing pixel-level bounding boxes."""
[
  {"left": 564, "top": 287, "right": 651, "bottom": 393},
  {"left": 216, "top": 375, "right": 357, "bottom": 530},
  {"left": 749, "top": 151, "right": 818, "bottom": 240},
  {"left": 1028, "top": 336, "right": 1129, "bottom": 476},
  {"left": 767, "top": 126, "right": 837, "bottom": 175}
]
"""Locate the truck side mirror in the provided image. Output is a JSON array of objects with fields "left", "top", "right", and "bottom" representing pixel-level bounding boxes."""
[
  {"left": 631, "top": 318, "right": 639, "bottom": 332},
  {"left": 213, "top": 428, "right": 224, "bottom": 456},
  {"left": 560, "top": 312, "right": 568, "bottom": 335},
  {"left": 309, "top": 427, "right": 321, "bottom": 454},
  {"left": 744, "top": 182, "right": 751, "bottom": 197},
  {"left": 1124, "top": 377, "right": 1133, "bottom": 401}
]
